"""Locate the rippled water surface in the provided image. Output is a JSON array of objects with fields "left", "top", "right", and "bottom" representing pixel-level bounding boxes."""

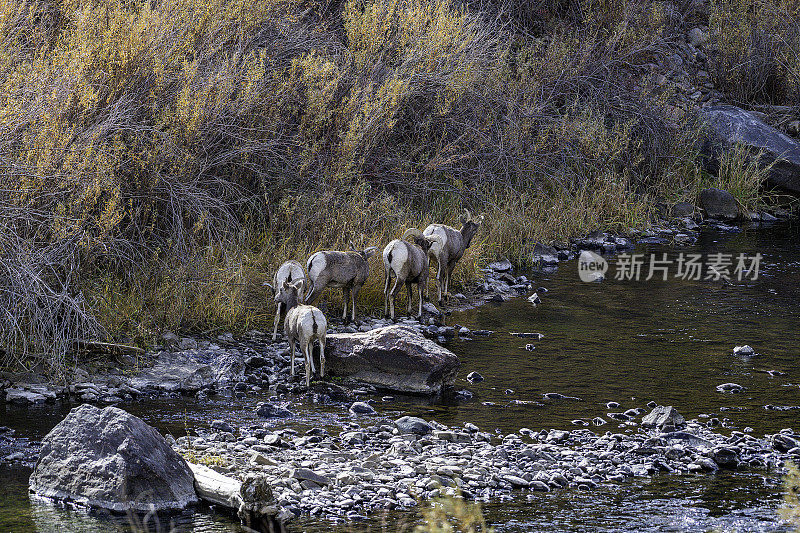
[{"left": 1, "top": 221, "right": 798, "bottom": 532}]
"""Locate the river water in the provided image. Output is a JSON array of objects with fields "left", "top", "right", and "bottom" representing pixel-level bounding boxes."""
[{"left": 1, "top": 221, "right": 798, "bottom": 532}]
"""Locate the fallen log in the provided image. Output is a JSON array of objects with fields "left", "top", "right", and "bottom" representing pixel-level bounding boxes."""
[
  {"left": 188, "top": 462, "right": 241, "bottom": 509},
  {"left": 187, "top": 462, "right": 284, "bottom": 532}
]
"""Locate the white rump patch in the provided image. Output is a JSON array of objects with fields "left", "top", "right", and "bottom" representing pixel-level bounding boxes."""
[
  {"left": 307, "top": 253, "right": 326, "bottom": 281},
  {"left": 383, "top": 240, "right": 408, "bottom": 275}
]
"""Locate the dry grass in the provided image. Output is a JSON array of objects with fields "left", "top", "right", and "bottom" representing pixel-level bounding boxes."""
[
  {"left": 709, "top": 0, "right": 800, "bottom": 106},
  {"left": 414, "top": 493, "right": 494, "bottom": 533},
  {"left": 781, "top": 461, "right": 800, "bottom": 531},
  {"left": 712, "top": 142, "right": 775, "bottom": 212}
]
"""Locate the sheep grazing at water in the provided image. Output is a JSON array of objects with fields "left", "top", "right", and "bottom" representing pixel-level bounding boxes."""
[
  {"left": 305, "top": 242, "right": 377, "bottom": 323},
  {"left": 382, "top": 228, "right": 442, "bottom": 320},
  {"left": 264, "top": 260, "right": 306, "bottom": 341},
  {"left": 423, "top": 209, "right": 484, "bottom": 303},
  {"left": 275, "top": 280, "right": 327, "bottom": 387}
]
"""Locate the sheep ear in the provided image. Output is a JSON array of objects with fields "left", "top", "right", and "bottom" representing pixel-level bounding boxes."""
[
  {"left": 459, "top": 212, "right": 468, "bottom": 225},
  {"left": 363, "top": 246, "right": 378, "bottom": 258},
  {"left": 476, "top": 214, "right": 484, "bottom": 225},
  {"left": 290, "top": 279, "right": 304, "bottom": 290}
]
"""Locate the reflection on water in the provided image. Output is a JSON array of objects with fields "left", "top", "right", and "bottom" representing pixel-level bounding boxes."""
[{"left": 0, "top": 221, "right": 798, "bottom": 532}]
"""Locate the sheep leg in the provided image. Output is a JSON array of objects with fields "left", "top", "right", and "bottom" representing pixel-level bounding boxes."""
[
  {"left": 350, "top": 286, "right": 358, "bottom": 323},
  {"left": 342, "top": 287, "right": 350, "bottom": 322},
  {"left": 272, "top": 303, "right": 281, "bottom": 341},
  {"left": 388, "top": 276, "right": 400, "bottom": 320},
  {"left": 383, "top": 270, "right": 391, "bottom": 318},
  {"left": 417, "top": 281, "right": 425, "bottom": 319},
  {"left": 406, "top": 282, "right": 413, "bottom": 316},
  {"left": 445, "top": 262, "right": 455, "bottom": 300},
  {"left": 307, "top": 336, "right": 317, "bottom": 374},
  {"left": 303, "top": 341, "right": 312, "bottom": 387},
  {"left": 289, "top": 336, "right": 296, "bottom": 377},
  {"left": 318, "top": 338, "right": 326, "bottom": 379},
  {"left": 436, "top": 261, "right": 445, "bottom": 304}
]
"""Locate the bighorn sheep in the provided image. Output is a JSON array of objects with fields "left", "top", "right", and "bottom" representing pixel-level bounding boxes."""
[
  {"left": 382, "top": 228, "right": 441, "bottom": 320},
  {"left": 274, "top": 280, "right": 326, "bottom": 387},
  {"left": 423, "top": 209, "right": 484, "bottom": 303},
  {"left": 264, "top": 260, "right": 305, "bottom": 341},
  {"left": 305, "top": 242, "right": 377, "bottom": 322}
]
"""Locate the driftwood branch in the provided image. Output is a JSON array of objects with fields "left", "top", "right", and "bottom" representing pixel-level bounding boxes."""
[
  {"left": 187, "top": 462, "right": 284, "bottom": 533},
  {"left": 72, "top": 340, "right": 145, "bottom": 357}
]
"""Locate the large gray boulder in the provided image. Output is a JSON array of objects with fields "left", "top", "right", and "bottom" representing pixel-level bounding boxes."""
[
  {"left": 701, "top": 105, "right": 800, "bottom": 194},
  {"left": 699, "top": 187, "right": 739, "bottom": 219},
  {"left": 29, "top": 404, "right": 197, "bottom": 512},
  {"left": 325, "top": 326, "right": 460, "bottom": 394}
]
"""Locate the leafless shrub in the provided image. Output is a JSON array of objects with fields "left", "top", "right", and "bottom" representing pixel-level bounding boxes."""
[{"left": 0, "top": 215, "right": 104, "bottom": 381}]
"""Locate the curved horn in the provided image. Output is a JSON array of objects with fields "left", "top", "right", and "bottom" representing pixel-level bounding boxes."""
[
  {"left": 425, "top": 233, "right": 443, "bottom": 245},
  {"left": 402, "top": 228, "right": 424, "bottom": 241},
  {"left": 465, "top": 208, "right": 472, "bottom": 221}
]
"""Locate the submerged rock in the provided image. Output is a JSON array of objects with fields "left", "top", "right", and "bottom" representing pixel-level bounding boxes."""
[
  {"left": 256, "top": 402, "right": 294, "bottom": 419},
  {"left": 716, "top": 383, "right": 746, "bottom": 393},
  {"left": 29, "top": 404, "right": 197, "bottom": 512},
  {"left": 325, "top": 326, "right": 460, "bottom": 395},
  {"left": 466, "top": 371, "right": 484, "bottom": 384},
  {"left": 349, "top": 402, "right": 376, "bottom": 415}
]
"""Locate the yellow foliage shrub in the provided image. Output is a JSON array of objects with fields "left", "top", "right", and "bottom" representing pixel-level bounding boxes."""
[
  {"left": 710, "top": 0, "right": 800, "bottom": 105},
  {"left": 0, "top": 0, "right": 713, "bottom": 369}
]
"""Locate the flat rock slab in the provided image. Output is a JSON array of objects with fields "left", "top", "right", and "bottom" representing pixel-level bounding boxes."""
[
  {"left": 325, "top": 325, "right": 460, "bottom": 395},
  {"left": 29, "top": 404, "right": 198, "bottom": 512},
  {"left": 127, "top": 349, "right": 244, "bottom": 392},
  {"left": 701, "top": 104, "right": 800, "bottom": 194},
  {"left": 5, "top": 388, "right": 48, "bottom": 404}
]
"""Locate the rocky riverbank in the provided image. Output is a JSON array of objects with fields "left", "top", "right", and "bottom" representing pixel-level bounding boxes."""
[{"left": 170, "top": 407, "right": 800, "bottom": 524}]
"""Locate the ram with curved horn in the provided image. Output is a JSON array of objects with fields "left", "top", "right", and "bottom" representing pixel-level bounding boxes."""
[
  {"left": 423, "top": 209, "right": 484, "bottom": 303},
  {"left": 382, "top": 228, "right": 442, "bottom": 320},
  {"left": 264, "top": 260, "right": 306, "bottom": 341}
]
